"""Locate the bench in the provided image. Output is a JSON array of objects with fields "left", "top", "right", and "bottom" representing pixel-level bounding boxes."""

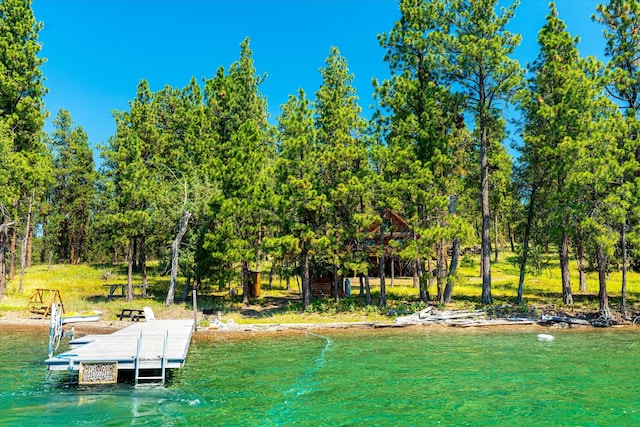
[{"left": 119, "top": 309, "right": 145, "bottom": 321}]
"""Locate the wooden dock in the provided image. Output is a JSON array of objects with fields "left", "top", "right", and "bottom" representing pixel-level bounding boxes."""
[{"left": 45, "top": 319, "right": 195, "bottom": 383}]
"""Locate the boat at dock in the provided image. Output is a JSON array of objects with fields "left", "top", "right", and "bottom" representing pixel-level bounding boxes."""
[{"left": 61, "top": 310, "right": 102, "bottom": 324}]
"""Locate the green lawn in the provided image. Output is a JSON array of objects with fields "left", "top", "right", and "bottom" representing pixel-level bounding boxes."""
[{"left": 2, "top": 253, "right": 639, "bottom": 325}]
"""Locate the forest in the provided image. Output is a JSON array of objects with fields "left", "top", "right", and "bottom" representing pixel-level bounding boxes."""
[{"left": 1, "top": 0, "right": 639, "bottom": 322}]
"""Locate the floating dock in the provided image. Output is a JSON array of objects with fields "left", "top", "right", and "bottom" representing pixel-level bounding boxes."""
[{"left": 45, "top": 319, "right": 195, "bottom": 384}]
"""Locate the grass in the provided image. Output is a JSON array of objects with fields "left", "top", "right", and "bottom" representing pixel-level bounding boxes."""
[{"left": 2, "top": 252, "right": 640, "bottom": 325}]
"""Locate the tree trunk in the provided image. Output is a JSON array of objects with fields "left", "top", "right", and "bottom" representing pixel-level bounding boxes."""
[
  {"left": 390, "top": 254, "right": 395, "bottom": 287},
  {"left": 359, "top": 273, "right": 364, "bottom": 296},
  {"left": 364, "top": 274, "right": 372, "bottom": 306},
  {"left": 59, "top": 208, "right": 67, "bottom": 263},
  {"left": 192, "top": 279, "right": 199, "bottom": 331},
  {"left": 0, "top": 246, "right": 5, "bottom": 299},
  {"left": 70, "top": 228, "right": 76, "bottom": 265},
  {"left": 241, "top": 261, "right": 250, "bottom": 306},
  {"left": 559, "top": 231, "right": 573, "bottom": 305},
  {"left": 508, "top": 222, "right": 515, "bottom": 253},
  {"left": 39, "top": 217, "right": 46, "bottom": 264},
  {"left": 166, "top": 210, "right": 191, "bottom": 306},
  {"left": 444, "top": 237, "right": 460, "bottom": 304},
  {"left": 268, "top": 265, "right": 274, "bottom": 290},
  {"left": 9, "top": 224, "right": 16, "bottom": 280},
  {"left": 620, "top": 221, "right": 628, "bottom": 317},
  {"left": 435, "top": 239, "right": 446, "bottom": 302},
  {"left": 426, "top": 256, "right": 434, "bottom": 302},
  {"left": 416, "top": 259, "right": 427, "bottom": 303},
  {"left": 333, "top": 263, "right": 340, "bottom": 303},
  {"left": 494, "top": 215, "right": 500, "bottom": 263},
  {"left": 140, "top": 235, "right": 148, "bottom": 288},
  {"left": 413, "top": 259, "right": 419, "bottom": 289},
  {"left": 0, "top": 218, "right": 9, "bottom": 299},
  {"left": 256, "top": 225, "right": 263, "bottom": 272},
  {"left": 378, "top": 210, "right": 387, "bottom": 308},
  {"left": 301, "top": 241, "right": 311, "bottom": 309},
  {"left": 577, "top": 241, "right": 587, "bottom": 292},
  {"left": 596, "top": 244, "right": 610, "bottom": 319},
  {"left": 517, "top": 187, "right": 536, "bottom": 304},
  {"left": 180, "top": 276, "right": 191, "bottom": 302},
  {"left": 444, "top": 194, "right": 459, "bottom": 304},
  {"left": 126, "top": 238, "right": 134, "bottom": 302},
  {"left": 27, "top": 226, "right": 33, "bottom": 268},
  {"left": 480, "top": 125, "right": 492, "bottom": 305},
  {"left": 285, "top": 259, "right": 291, "bottom": 290},
  {"left": 132, "top": 236, "right": 138, "bottom": 271},
  {"left": 18, "top": 191, "right": 35, "bottom": 294}
]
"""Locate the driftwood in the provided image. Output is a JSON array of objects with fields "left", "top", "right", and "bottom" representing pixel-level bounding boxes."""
[
  {"left": 539, "top": 314, "right": 591, "bottom": 326},
  {"left": 394, "top": 307, "right": 537, "bottom": 328},
  {"left": 395, "top": 308, "right": 486, "bottom": 326}
]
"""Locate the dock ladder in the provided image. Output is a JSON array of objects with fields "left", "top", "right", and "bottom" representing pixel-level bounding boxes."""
[{"left": 134, "top": 329, "right": 168, "bottom": 386}]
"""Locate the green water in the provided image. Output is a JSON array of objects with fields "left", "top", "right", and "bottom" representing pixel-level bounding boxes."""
[{"left": 1, "top": 325, "right": 639, "bottom": 426}]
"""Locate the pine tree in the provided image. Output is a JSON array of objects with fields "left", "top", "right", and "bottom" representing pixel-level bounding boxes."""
[
  {"left": 523, "top": 3, "right": 623, "bottom": 314},
  {"left": 103, "top": 80, "right": 159, "bottom": 301},
  {"left": 594, "top": 0, "right": 640, "bottom": 317},
  {"left": 46, "top": 109, "right": 95, "bottom": 264},
  {"left": 313, "top": 47, "right": 370, "bottom": 304},
  {"left": 443, "top": 0, "right": 523, "bottom": 304},
  {"left": 200, "top": 38, "right": 274, "bottom": 305},
  {"left": 0, "top": 121, "right": 16, "bottom": 297},
  {"left": 0, "top": 0, "right": 47, "bottom": 286},
  {"left": 0, "top": 0, "right": 46, "bottom": 152},
  {"left": 376, "top": 0, "right": 471, "bottom": 304},
  {"left": 275, "top": 89, "right": 326, "bottom": 309}
]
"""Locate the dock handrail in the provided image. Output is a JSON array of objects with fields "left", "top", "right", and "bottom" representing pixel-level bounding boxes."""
[{"left": 48, "top": 303, "right": 63, "bottom": 358}]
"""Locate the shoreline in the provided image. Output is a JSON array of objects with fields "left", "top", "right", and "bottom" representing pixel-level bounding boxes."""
[{"left": 3, "top": 313, "right": 637, "bottom": 339}]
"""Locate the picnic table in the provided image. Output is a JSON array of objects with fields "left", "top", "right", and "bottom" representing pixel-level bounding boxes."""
[
  {"left": 103, "top": 284, "right": 150, "bottom": 299},
  {"left": 119, "top": 308, "right": 145, "bottom": 321}
]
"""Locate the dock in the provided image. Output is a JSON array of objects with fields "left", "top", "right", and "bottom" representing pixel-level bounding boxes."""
[{"left": 45, "top": 319, "right": 195, "bottom": 384}]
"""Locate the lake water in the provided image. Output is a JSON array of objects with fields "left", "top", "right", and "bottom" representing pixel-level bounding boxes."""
[{"left": 1, "top": 324, "right": 639, "bottom": 426}]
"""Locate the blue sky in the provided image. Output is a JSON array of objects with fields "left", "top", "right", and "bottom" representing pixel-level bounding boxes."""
[{"left": 32, "top": 0, "right": 606, "bottom": 152}]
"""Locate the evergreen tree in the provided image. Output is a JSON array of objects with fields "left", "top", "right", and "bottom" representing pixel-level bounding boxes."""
[
  {"left": 46, "top": 109, "right": 95, "bottom": 264},
  {"left": 523, "top": 4, "right": 585, "bottom": 306},
  {"left": 376, "top": 0, "right": 471, "bottom": 304},
  {"left": 522, "top": 3, "right": 622, "bottom": 314},
  {"left": 0, "top": 0, "right": 46, "bottom": 152},
  {"left": 200, "top": 38, "right": 274, "bottom": 305},
  {"left": 274, "top": 89, "right": 326, "bottom": 309},
  {"left": 0, "top": 121, "right": 16, "bottom": 297},
  {"left": 0, "top": 0, "right": 48, "bottom": 284},
  {"left": 443, "top": 0, "right": 523, "bottom": 304},
  {"left": 103, "top": 80, "right": 159, "bottom": 300},
  {"left": 595, "top": 0, "right": 640, "bottom": 317},
  {"left": 313, "top": 47, "right": 370, "bottom": 304}
]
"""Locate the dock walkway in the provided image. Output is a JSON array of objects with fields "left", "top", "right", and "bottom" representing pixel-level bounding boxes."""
[{"left": 45, "top": 319, "right": 195, "bottom": 376}]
